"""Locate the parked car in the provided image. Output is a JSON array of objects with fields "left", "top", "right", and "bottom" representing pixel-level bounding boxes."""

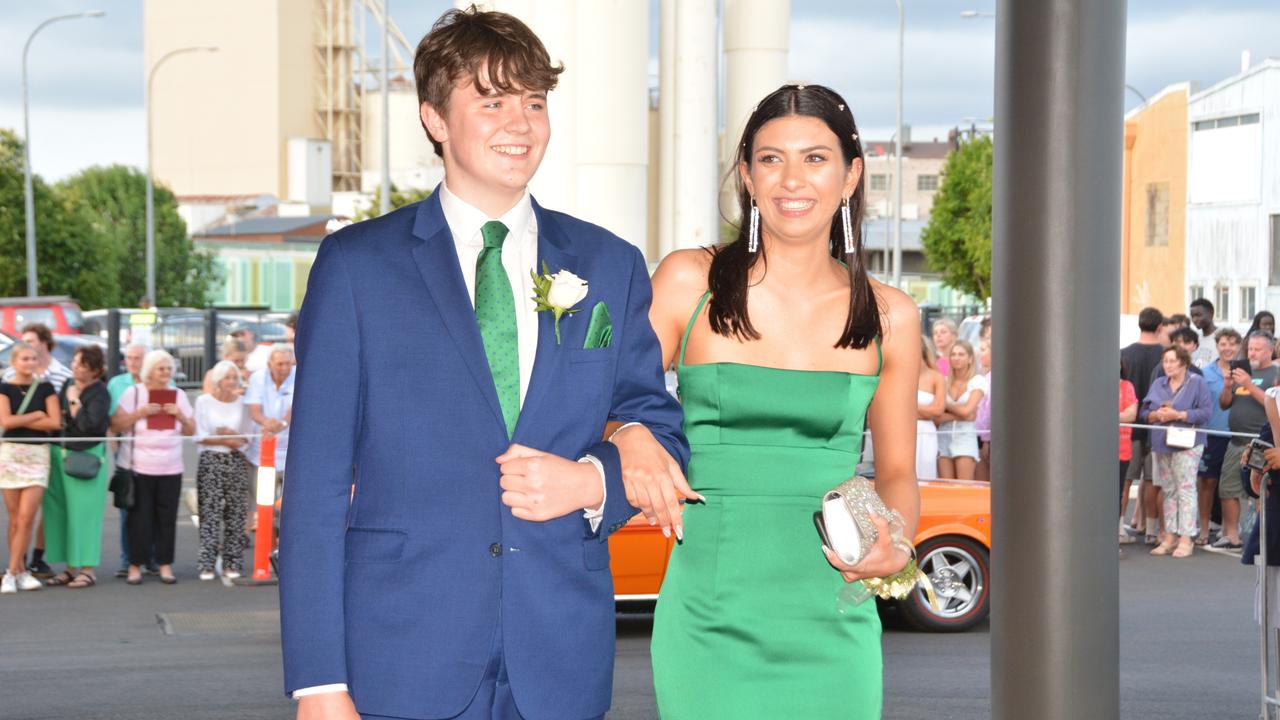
[
  {"left": 0, "top": 296, "right": 85, "bottom": 335},
  {"left": 608, "top": 478, "right": 992, "bottom": 632},
  {"left": 0, "top": 333, "right": 106, "bottom": 372}
]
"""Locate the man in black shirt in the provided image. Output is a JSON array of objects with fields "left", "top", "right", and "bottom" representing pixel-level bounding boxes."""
[{"left": 1121, "top": 307, "right": 1168, "bottom": 542}]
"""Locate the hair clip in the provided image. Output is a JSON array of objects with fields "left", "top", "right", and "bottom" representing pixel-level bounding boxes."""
[
  {"left": 796, "top": 84, "right": 806, "bottom": 90},
  {"left": 851, "top": 133, "right": 859, "bottom": 141},
  {"left": 838, "top": 104, "right": 845, "bottom": 111}
]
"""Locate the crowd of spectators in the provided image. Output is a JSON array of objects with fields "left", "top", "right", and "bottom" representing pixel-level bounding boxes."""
[{"left": 1, "top": 320, "right": 295, "bottom": 592}]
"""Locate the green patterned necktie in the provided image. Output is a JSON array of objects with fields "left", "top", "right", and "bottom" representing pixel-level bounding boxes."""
[{"left": 475, "top": 220, "right": 520, "bottom": 437}]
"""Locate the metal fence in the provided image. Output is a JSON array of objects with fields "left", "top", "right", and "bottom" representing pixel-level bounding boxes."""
[{"left": 83, "top": 308, "right": 292, "bottom": 388}]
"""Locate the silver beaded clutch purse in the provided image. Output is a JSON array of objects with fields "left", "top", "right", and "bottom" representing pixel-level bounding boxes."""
[{"left": 815, "top": 476, "right": 894, "bottom": 567}]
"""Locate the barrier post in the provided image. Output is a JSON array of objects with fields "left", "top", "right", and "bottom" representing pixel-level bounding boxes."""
[{"left": 235, "top": 434, "right": 279, "bottom": 586}]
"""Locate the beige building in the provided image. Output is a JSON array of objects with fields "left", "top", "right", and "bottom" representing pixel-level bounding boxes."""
[{"left": 861, "top": 133, "right": 957, "bottom": 221}]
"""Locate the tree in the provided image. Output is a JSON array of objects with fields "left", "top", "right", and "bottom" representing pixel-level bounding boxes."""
[
  {"left": 920, "top": 135, "right": 993, "bottom": 300},
  {"left": 0, "top": 129, "right": 220, "bottom": 309},
  {"left": 352, "top": 183, "right": 434, "bottom": 221},
  {"left": 57, "top": 164, "right": 221, "bottom": 308},
  {"left": 0, "top": 129, "right": 100, "bottom": 302}
]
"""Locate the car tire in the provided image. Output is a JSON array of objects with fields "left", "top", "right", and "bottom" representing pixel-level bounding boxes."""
[{"left": 899, "top": 534, "right": 990, "bottom": 633}]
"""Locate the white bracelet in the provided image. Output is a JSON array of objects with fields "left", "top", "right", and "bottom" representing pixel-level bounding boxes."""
[{"left": 607, "top": 421, "right": 643, "bottom": 443}]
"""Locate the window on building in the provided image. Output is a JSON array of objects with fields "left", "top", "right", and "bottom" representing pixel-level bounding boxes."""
[
  {"left": 917, "top": 174, "right": 939, "bottom": 192},
  {"left": 870, "top": 174, "right": 887, "bottom": 191},
  {"left": 1189, "top": 285, "right": 1204, "bottom": 303},
  {"left": 1193, "top": 112, "right": 1263, "bottom": 132},
  {"left": 1215, "top": 285, "right": 1230, "bottom": 322},
  {"left": 1241, "top": 286, "right": 1257, "bottom": 323},
  {"left": 1272, "top": 215, "right": 1280, "bottom": 286},
  {"left": 1145, "top": 183, "right": 1169, "bottom": 246}
]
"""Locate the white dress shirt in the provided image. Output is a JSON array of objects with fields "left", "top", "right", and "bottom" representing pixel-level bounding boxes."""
[{"left": 293, "top": 183, "right": 612, "bottom": 701}]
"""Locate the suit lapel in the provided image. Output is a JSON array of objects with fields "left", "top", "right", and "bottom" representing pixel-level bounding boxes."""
[
  {"left": 409, "top": 190, "right": 507, "bottom": 433},
  {"left": 514, "top": 200, "right": 579, "bottom": 440}
]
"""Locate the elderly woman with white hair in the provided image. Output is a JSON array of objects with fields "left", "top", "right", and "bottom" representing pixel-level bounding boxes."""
[
  {"left": 194, "top": 361, "right": 253, "bottom": 580},
  {"left": 110, "top": 350, "right": 194, "bottom": 585}
]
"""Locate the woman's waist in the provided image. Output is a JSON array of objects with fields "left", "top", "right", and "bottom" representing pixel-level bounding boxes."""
[{"left": 687, "top": 445, "right": 859, "bottom": 497}]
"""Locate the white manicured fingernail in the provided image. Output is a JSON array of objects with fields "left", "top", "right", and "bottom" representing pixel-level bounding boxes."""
[
  {"left": 662, "top": 527, "right": 671, "bottom": 538},
  {"left": 675, "top": 525, "right": 683, "bottom": 541}
]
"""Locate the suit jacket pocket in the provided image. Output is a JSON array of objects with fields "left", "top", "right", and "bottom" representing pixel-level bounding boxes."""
[
  {"left": 583, "top": 538, "right": 611, "bottom": 571},
  {"left": 345, "top": 527, "right": 407, "bottom": 564}
]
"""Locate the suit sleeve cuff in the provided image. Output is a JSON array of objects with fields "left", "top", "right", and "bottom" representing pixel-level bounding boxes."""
[
  {"left": 293, "top": 684, "right": 349, "bottom": 700},
  {"left": 579, "top": 455, "right": 606, "bottom": 533}
]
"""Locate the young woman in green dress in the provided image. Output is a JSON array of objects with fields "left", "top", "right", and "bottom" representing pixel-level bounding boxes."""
[{"left": 644, "top": 84, "right": 922, "bottom": 719}]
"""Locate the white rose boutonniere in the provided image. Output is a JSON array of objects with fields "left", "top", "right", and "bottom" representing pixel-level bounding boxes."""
[{"left": 531, "top": 261, "right": 588, "bottom": 344}]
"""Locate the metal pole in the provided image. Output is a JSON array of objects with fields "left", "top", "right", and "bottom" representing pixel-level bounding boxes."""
[
  {"left": 20, "top": 11, "right": 105, "bottom": 298},
  {"left": 146, "top": 46, "right": 217, "bottom": 306},
  {"left": 1263, "top": 473, "right": 1271, "bottom": 719},
  {"left": 892, "top": 0, "right": 903, "bottom": 289},
  {"left": 991, "top": 2, "right": 1125, "bottom": 719},
  {"left": 380, "top": 0, "right": 391, "bottom": 216}
]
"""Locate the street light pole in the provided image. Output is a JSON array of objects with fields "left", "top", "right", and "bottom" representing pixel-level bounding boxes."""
[
  {"left": 146, "top": 45, "right": 218, "bottom": 306},
  {"left": 380, "top": 0, "right": 391, "bottom": 216},
  {"left": 21, "top": 10, "right": 105, "bottom": 297},
  {"left": 893, "top": 0, "right": 904, "bottom": 288}
]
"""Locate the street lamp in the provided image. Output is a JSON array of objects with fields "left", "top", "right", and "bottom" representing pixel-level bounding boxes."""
[
  {"left": 893, "top": 0, "right": 903, "bottom": 288},
  {"left": 146, "top": 45, "right": 218, "bottom": 306},
  {"left": 21, "top": 10, "right": 105, "bottom": 297}
]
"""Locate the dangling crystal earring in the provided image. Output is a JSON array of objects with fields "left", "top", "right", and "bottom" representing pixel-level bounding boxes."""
[
  {"left": 841, "top": 197, "right": 854, "bottom": 255},
  {"left": 748, "top": 200, "right": 760, "bottom": 253}
]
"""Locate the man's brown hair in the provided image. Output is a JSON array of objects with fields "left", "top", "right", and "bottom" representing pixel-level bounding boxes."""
[
  {"left": 414, "top": 4, "right": 564, "bottom": 157},
  {"left": 20, "top": 323, "right": 54, "bottom": 351}
]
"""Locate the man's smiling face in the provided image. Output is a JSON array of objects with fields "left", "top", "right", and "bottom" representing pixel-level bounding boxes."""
[{"left": 422, "top": 66, "right": 550, "bottom": 215}]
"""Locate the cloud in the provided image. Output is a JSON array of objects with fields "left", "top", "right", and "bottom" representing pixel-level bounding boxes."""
[{"left": 0, "top": 106, "right": 145, "bottom": 182}]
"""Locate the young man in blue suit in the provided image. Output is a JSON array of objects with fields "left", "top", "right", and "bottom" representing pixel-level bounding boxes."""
[{"left": 280, "top": 7, "right": 690, "bottom": 720}]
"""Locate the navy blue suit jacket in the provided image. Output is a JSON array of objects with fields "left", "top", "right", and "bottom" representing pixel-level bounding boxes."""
[{"left": 279, "top": 191, "right": 689, "bottom": 719}]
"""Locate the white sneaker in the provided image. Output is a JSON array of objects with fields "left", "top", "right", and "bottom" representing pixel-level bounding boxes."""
[
  {"left": 16, "top": 572, "right": 42, "bottom": 591},
  {"left": 199, "top": 571, "right": 216, "bottom": 581},
  {"left": 223, "top": 570, "right": 242, "bottom": 581},
  {"left": 1, "top": 573, "right": 16, "bottom": 594}
]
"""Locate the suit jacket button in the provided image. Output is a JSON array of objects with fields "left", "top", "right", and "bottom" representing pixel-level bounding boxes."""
[{"left": 489, "top": 543, "right": 503, "bottom": 557}]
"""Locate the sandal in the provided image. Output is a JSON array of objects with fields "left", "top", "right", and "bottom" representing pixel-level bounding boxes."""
[
  {"left": 43, "top": 570, "right": 76, "bottom": 587},
  {"left": 1195, "top": 534, "right": 1210, "bottom": 546},
  {"left": 67, "top": 572, "right": 96, "bottom": 589}
]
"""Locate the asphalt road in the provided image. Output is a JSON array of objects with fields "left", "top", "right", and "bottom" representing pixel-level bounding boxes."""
[{"left": 0, "top": 495, "right": 1262, "bottom": 720}]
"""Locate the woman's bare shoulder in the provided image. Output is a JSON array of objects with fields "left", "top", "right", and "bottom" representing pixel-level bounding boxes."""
[
  {"left": 653, "top": 247, "right": 715, "bottom": 293},
  {"left": 868, "top": 277, "right": 921, "bottom": 340}
]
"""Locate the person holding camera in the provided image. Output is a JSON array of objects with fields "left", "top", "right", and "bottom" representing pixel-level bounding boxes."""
[
  {"left": 1140, "top": 345, "right": 1213, "bottom": 558},
  {"left": 1218, "top": 331, "right": 1280, "bottom": 549},
  {"left": 1243, "top": 387, "right": 1280, "bottom": 628}
]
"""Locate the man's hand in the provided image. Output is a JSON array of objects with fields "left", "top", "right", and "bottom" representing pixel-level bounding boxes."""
[
  {"left": 497, "top": 444, "right": 602, "bottom": 522},
  {"left": 1231, "top": 368, "right": 1252, "bottom": 386},
  {"left": 1264, "top": 446, "right": 1280, "bottom": 472},
  {"left": 297, "top": 691, "right": 359, "bottom": 720},
  {"left": 611, "top": 424, "right": 701, "bottom": 539}
]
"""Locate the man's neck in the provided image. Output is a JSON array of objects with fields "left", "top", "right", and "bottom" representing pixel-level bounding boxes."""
[
  {"left": 1137, "top": 332, "right": 1161, "bottom": 344},
  {"left": 442, "top": 177, "right": 525, "bottom": 219}
]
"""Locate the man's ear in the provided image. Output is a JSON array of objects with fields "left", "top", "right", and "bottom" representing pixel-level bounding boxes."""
[{"left": 421, "top": 102, "right": 448, "bottom": 146}]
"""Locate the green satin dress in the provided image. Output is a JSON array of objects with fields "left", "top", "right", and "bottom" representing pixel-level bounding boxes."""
[{"left": 651, "top": 291, "right": 884, "bottom": 719}]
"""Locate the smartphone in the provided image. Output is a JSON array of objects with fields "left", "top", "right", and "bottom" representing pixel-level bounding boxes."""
[
  {"left": 1247, "top": 438, "right": 1274, "bottom": 473},
  {"left": 1231, "top": 359, "right": 1252, "bottom": 376}
]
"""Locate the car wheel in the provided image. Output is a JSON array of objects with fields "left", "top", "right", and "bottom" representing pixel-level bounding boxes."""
[{"left": 900, "top": 534, "right": 990, "bottom": 632}]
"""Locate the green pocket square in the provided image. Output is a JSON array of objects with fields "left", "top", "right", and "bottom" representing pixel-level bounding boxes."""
[{"left": 583, "top": 302, "right": 613, "bottom": 349}]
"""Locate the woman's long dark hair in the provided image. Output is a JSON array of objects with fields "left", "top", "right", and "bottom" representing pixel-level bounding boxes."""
[{"left": 707, "top": 83, "right": 879, "bottom": 349}]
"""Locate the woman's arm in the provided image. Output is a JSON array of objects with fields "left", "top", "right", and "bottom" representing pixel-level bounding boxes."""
[
  {"left": 1182, "top": 377, "right": 1214, "bottom": 426},
  {"left": 194, "top": 397, "right": 224, "bottom": 447},
  {"left": 1119, "top": 402, "right": 1138, "bottom": 423},
  {"left": 28, "top": 392, "right": 62, "bottom": 432},
  {"left": 917, "top": 373, "right": 946, "bottom": 420},
  {"left": 947, "top": 388, "right": 984, "bottom": 421}
]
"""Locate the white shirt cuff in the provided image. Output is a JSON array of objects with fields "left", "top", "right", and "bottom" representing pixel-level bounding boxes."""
[
  {"left": 579, "top": 455, "right": 606, "bottom": 533},
  {"left": 293, "top": 683, "right": 348, "bottom": 700}
]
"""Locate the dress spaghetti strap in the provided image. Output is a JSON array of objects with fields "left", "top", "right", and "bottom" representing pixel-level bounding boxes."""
[{"left": 678, "top": 291, "right": 713, "bottom": 369}]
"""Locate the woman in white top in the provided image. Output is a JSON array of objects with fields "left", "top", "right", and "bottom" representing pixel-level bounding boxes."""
[
  {"left": 936, "top": 340, "right": 988, "bottom": 480},
  {"left": 194, "top": 361, "right": 253, "bottom": 581},
  {"left": 916, "top": 335, "right": 946, "bottom": 480}
]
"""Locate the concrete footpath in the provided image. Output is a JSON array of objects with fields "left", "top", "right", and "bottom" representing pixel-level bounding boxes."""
[{"left": 0, "top": 494, "right": 1263, "bottom": 719}]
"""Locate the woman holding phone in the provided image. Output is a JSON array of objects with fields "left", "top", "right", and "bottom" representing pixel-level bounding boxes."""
[
  {"left": 110, "top": 350, "right": 194, "bottom": 585},
  {"left": 1140, "top": 345, "right": 1213, "bottom": 558}
]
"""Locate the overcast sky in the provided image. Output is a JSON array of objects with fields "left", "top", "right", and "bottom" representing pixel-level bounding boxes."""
[{"left": 1, "top": 0, "right": 1277, "bottom": 181}]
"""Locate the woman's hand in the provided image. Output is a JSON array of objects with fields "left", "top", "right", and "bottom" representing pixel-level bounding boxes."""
[
  {"left": 820, "top": 512, "right": 912, "bottom": 583},
  {"left": 611, "top": 424, "right": 701, "bottom": 539},
  {"left": 140, "top": 402, "right": 163, "bottom": 417},
  {"left": 163, "top": 403, "right": 179, "bottom": 416}
]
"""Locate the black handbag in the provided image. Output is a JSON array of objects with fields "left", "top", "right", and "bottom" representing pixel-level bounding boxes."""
[
  {"left": 64, "top": 449, "right": 102, "bottom": 480},
  {"left": 110, "top": 467, "right": 134, "bottom": 509}
]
